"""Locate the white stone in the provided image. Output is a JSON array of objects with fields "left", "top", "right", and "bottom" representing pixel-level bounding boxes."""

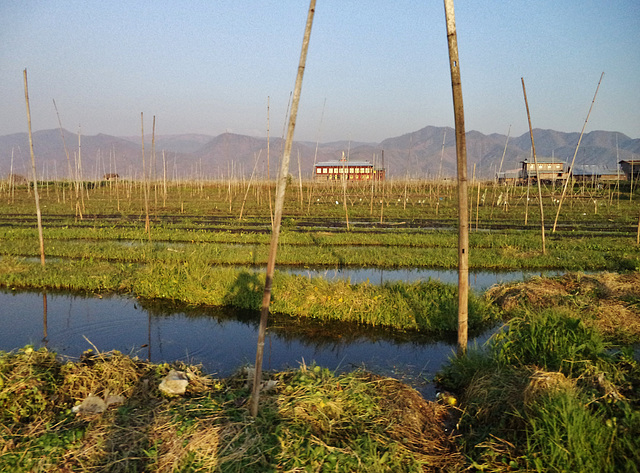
[{"left": 159, "top": 369, "right": 189, "bottom": 395}]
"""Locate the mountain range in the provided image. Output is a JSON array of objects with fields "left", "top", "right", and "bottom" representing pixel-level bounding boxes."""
[{"left": 1, "top": 126, "right": 638, "bottom": 180}]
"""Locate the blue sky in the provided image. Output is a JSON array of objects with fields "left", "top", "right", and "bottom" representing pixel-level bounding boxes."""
[{"left": 1, "top": 0, "right": 638, "bottom": 142}]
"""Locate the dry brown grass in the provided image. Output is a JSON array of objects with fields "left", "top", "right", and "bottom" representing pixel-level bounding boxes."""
[
  {"left": 372, "top": 375, "right": 464, "bottom": 469},
  {"left": 523, "top": 370, "right": 576, "bottom": 405},
  {"left": 487, "top": 271, "right": 640, "bottom": 342},
  {"left": 2, "top": 348, "right": 463, "bottom": 472}
]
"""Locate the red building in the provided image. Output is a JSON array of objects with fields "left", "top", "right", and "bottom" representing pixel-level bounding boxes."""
[{"left": 314, "top": 160, "right": 385, "bottom": 181}]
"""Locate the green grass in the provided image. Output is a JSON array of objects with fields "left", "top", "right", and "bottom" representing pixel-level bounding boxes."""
[
  {"left": 436, "top": 306, "right": 640, "bottom": 472},
  {"left": 0, "top": 255, "right": 499, "bottom": 334}
]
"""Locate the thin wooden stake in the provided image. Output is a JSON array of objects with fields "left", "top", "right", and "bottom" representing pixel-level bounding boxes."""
[
  {"left": 636, "top": 206, "right": 640, "bottom": 245},
  {"left": 475, "top": 181, "right": 481, "bottom": 231},
  {"left": 552, "top": 72, "right": 604, "bottom": 232},
  {"left": 444, "top": 0, "right": 469, "bottom": 354},
  {"left": 297, "top": 149, "right": 303, "bottom": 210},
  {"left": 140, "top": 113, "right": 151, "bottom": 239},
  {"left": 521, "top": 78, "right": 546, "bottom": 254},
  {"left": 239, "top": 150, "right": 262, "bottom": 220},
  {"left": 251, "top": 0, "right": 316, "bottom": 417},
  {"left": 266, "top": 96, "right": 274, "bottom": 228},
  {"left": 23, "top": 69, "right": 46, "bottom": 268}
]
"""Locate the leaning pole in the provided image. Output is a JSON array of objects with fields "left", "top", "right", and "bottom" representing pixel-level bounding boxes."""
[
  {"left": 250, "top": 0, "right": 316, "bottom": 417},
  {"left": 23, "top": 69, "right": 46, "bottom": 268},
  {"left": 443, "top": 0, "right": 469, "bottom": 354}
]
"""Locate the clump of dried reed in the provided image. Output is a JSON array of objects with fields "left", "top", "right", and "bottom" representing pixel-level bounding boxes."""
[
  {"left": 2, "top": 349, "right": 460, "bottom": 472},
  {"left": 487, "top": 271, "right": 640, "bottom": 342}
]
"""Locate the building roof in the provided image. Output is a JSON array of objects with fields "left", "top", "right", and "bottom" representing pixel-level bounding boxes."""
[
  {"left": 497, "top": 169, "right": 522, "bottom": 179},
  {"left": 522, "top": 157, "right": 566, "bottom": 164},
  {"left": 571, "top": 164, "right": 620, "bottom": 176},
  {"left": 315, "top": 161, "right": 374, "bottom": 167}
]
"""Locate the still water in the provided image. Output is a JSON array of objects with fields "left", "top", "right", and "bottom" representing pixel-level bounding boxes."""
[
  {"left": 282, "top": 267, "right": 561, "bottom": 291},
  {"left": 0, "top": 289, "right": 499, "bottom": 398}
]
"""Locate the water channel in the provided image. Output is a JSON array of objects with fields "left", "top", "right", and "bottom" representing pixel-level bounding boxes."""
[
  {"left": 282, "top": 266, "right": 562, "bottom": 291},
  {"left": 1, "top": 286, "right": 507, "bottom": 399}
]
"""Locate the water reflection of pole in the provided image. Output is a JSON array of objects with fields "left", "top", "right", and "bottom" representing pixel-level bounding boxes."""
[{"left": 42, "top": 292, "right": 48, "bottom": 345}]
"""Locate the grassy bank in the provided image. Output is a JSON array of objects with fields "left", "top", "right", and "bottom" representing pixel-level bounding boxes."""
[
  {"left": 437, "top": 272, "right": 640, "bottom": 472},
  {"left": 0, "top": 256, "right": 496, "bottom": 334}
]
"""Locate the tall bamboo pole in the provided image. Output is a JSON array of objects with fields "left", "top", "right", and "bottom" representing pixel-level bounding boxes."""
[
  {"left": 266, "top": 97, "right": 274, "bottom": 228},
  {"left": 297, "top": 149, "right": 303, "bottom": 210},
  {"left": 53, "top": 99, "right": 73, "bottom": 188},
  {"left": 521, "top": 78, "right": 546, "bottom": 254},
  {"left": 140, "top": 113, "right": 151, "bottom": 239},
  {"left": 152, "top": 115, "right": 157, "bottom": 207},
  {"left": 23, "top": 69, "right": 46, "bottom": 268},
  {"left": 306, "top": 97, "right": 326, "bottom": 213},
  {"left": 443, "top": 0, "right": 469, "bottom": 354},
  {"left": 162, "top": 150, "right": 167, "bottom": 207},
  {"left": 239, "top": 150, "right": 262, "bottom": 220},
  {"left": 636, "top": 206, "right": 640, "bottom": 245},
  {"left": 552, "top": 72, "right": 604, "bottom": 232},
  {"left": 250, "top": 0, "right": 316, "bottom": 417}
]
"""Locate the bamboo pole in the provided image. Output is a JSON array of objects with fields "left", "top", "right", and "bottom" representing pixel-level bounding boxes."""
[
  {"left": 162, "top": 150, "right": 167, "bottom": 207},
  {"left": 521, "top": 78, "right": 546, "bottom": 254},
  {"left": 266, "top": 97, "right": 274, "bottom": 228},
  {"left": 497, "top": 125, "right": 510, "bottom": 179},
  {"left": 239, "top": 150, "right": 262, "bottom": 220},
  {"left": 297, "top": 149, "right": 303, "bottom": 210},
  {"left": 9, "top": 148, "right": 14, "bottom": 204},
  {"left": 23, "top": 69, "right": 46, "bottom": 268},
  {"left": 53, "top": 99, "right": 74, "bottom": 189},
  {"left": 306, "top": 97, "right": 326, "bottom": 214},
  {"left": 251, "top": 0, "right": 316, "bottom": 417},
  {"left": 475, "top": 180, "right": 481, "bottom": 231},
  {"left": 552, "top": 72, "right": 604, "bottom": 232},
  {"left": 341, "top": 152, "right": 350, "bottom": 230},
  {"left": 637, "top": 206, "right": 640, "bottom": 245},
  {"left": 140, "top": 113, "right": 151, "bottom": 239},
  {"left": 152, "top": 115, "right": 157, "bottom": 207},
  {"left": 525, "top": 174, "right": 531, "bottom": 225},
  {"left": 443, "top": 0, "right": 469, "bottom": 354},
  {"left": 76, "top": 129, "right": 85, "bottom": 218}
]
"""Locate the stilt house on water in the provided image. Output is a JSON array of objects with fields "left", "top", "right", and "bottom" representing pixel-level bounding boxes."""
[
  {"left": 497, "top": 158, "right": 567, "bottom": 185},
  {"left": 314, "top": 154, "right": 386, "bottom": 181},
  {"left": 619, "top": 160, "right": 640, "bottom": 182},
  {"left": 521, "top": 158, "right": 568, "bottom": 184},
  {"left": 571, "top": 165, "right": 623, "bottom": 183}
]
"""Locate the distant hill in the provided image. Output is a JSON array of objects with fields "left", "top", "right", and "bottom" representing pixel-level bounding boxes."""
[{"left": 1, "top": 126, "right": 638, "bottom": 180}]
